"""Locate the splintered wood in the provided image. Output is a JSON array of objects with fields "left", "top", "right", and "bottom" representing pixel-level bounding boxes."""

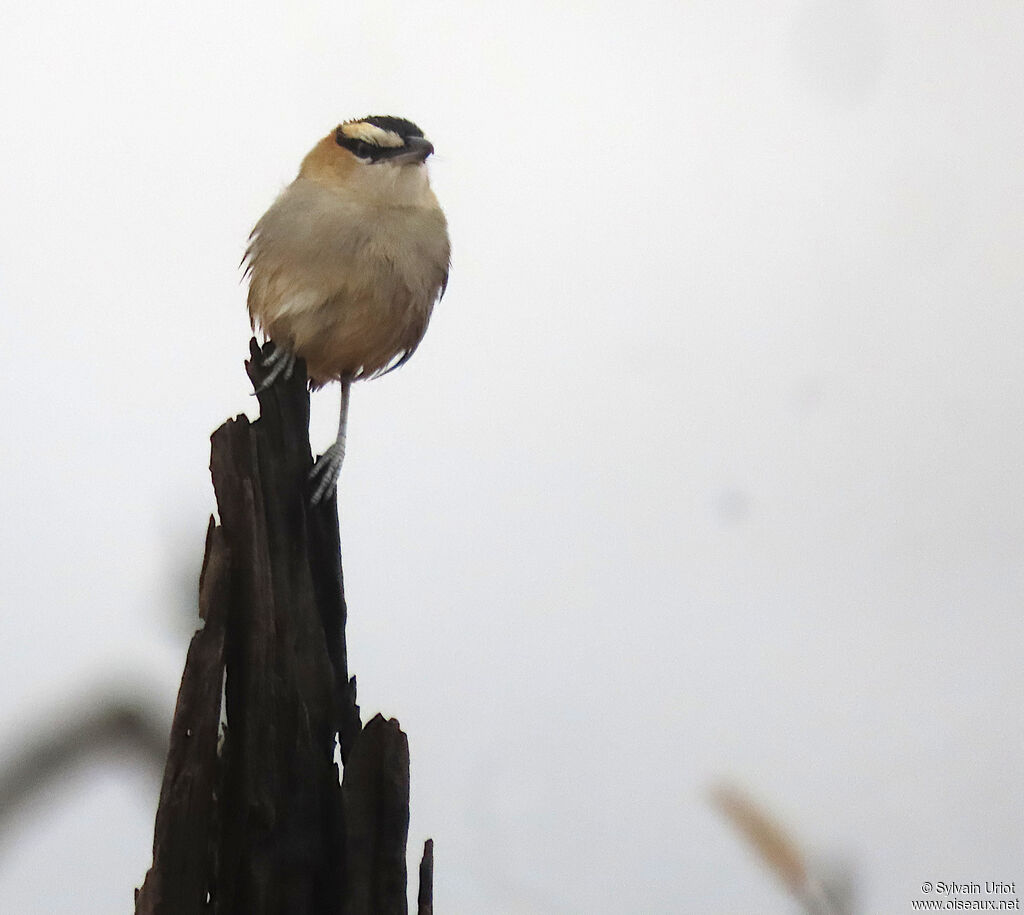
[{"left": 136, "top": 340, "right": 431, "bottom": 915}]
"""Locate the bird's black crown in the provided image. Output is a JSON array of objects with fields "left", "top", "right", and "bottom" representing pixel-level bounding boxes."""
[{"left": 335, "top": 115, "right": 427, "bottom": 162}]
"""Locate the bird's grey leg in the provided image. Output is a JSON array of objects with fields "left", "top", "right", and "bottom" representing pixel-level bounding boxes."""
[
  {"left": 252, "top": 343, "right": 297, "bottom": 394},
  {"left": 309, "top": 377, "right": 352, "bottom": 504}
]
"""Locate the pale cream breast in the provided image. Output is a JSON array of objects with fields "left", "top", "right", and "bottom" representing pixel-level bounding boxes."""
[{"left": 246, "top": 161, "right": 450, "bottom": 386}]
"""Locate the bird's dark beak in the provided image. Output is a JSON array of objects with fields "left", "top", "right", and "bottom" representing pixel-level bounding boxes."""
[{"left": 395, "top": 136, "right": 434, "bottom": 164}]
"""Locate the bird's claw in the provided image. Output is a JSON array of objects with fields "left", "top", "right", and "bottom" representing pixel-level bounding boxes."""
[
  {"left": 309, "top": 441, "right": 346, "bottom": 505},
  {"left": 252, "top": 345, "right": 297, "bottom": 394}
]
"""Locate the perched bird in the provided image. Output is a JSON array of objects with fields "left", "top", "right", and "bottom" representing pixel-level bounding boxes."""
[{"left": 244, "top": 116, "right": 450, "bottom": 503}]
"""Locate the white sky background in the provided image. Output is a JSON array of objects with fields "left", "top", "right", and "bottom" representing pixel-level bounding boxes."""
[{"left": 1, "top": 1, "right": 1022, "bottom": 912}]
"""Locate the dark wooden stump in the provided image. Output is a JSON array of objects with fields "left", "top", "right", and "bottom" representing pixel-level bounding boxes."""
[{"left": 135, "top": 340, "right": 433, "bottom": 915}]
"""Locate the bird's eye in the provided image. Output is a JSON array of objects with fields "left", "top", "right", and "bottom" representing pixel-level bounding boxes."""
[{"left": 334, "top": 128, "right": 376, "bottom": 160}]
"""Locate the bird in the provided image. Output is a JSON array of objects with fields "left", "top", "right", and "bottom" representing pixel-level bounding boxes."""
[{"left": 243, "top": 116, "right": 450, "bottom": 504}]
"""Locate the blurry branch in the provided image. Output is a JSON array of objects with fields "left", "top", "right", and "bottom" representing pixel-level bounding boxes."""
[
  {"left": 0, "top": 694, "right": 167, "bottom": 844},
  {"left": 711, "top": 783, "right": 851, "bottom": 915}
]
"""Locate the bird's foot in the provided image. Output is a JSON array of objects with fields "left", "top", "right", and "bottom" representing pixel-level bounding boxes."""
[
  {"left": 309, "top": 440, "right": 346, "bottom": 505},
  {"left": 252, "top": 345, "right": 297, "bottom": 394}
]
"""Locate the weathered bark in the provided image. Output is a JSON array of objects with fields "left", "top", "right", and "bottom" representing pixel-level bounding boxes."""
[
  {"left": 135, "top": 520, "right": 228, "bottom": 914},
  {"left": 341, "top": 714, "right": 410, "bottom": 915},
  {"left": 136, "top": 340, "right": 427, "bottom": 915},
  {"left": 417, "top": 839, "right": 434, "bottom": 915}
]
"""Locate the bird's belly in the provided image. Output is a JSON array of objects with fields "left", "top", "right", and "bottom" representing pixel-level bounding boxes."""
[
  {"left": 248, "top": 195, "right": 449, "bottom": 385},
  {"left": 294, "top": 292, "right": 429, "bottom": 385},
  {"left": 262, "top": 247, "right": 438, "bottom": 385}
]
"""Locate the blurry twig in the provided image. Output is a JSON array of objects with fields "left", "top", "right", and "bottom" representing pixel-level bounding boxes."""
[
  {"left": 0, "top": 693, "right": 167, "bottom": 844},
  {"left": 711, "top": 783, "right": 850, "bottom": 915}
]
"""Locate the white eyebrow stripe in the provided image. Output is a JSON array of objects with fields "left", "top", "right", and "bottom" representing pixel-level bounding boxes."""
[{"left": 340, "top": 121, "right": 404, "bottom": 148}]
